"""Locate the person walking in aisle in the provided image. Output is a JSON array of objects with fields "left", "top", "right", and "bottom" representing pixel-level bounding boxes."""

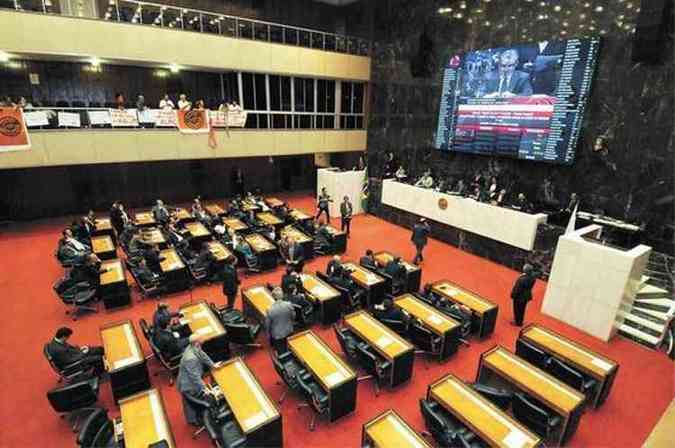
[
  {"left": 222, "top": 256, "right": 240, "bottom": 309},
  {"left": 316, "top": 187, "right": 332, "bottom": 223},
  {"left": 411, "top": 218, "right": 430, "bottom": 265},
  {"left": 510, "top": 264, "right": 537, "bottom": 326},
  {"left": 340, "top": 195, "right": 353, "bottom": 236}
]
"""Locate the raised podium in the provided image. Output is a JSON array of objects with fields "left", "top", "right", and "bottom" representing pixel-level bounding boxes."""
[
  {"left": 316, "top": 168, "right": 365, "bottom": 218},
  {"left": 541, "top": 225, "right": 652, "bottom": 341}
]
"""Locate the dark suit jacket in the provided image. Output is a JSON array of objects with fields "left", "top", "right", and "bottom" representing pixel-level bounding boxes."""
[
  {"left": 153, "top": 307, "right": 179, "bottom": 329},
  {"left": 222, "top": 264, "right": 240, "bottom": 296},
  {"left": 287, "top": 242, "right": 304, "bottom": 262},
  {"left": 340, "top": 202, "right": 353, "bottom": 218},
  {"left": 376, "top": 307, "right": 405, "bottom": 322},
  {"left": 46, "top": 339, "right": 84, "bottom": 369},
  {"left": 144, "top": 248, "right": 165, "bottom": 273},
  {"left": 281, "top": 273, "right": 303, "bottom": 294},
  {"left": 486, "top": 70, "right": 533, "bottom": 96},
  {"left": 360, "top": 255, "right": 377, "bottom": 271},
  {"left": 511, "top": 273, "right": 536, "bottom": 302},
  {"left": 385, "top": 261, "right": 406, "bottom": 283},
  {"left": 153, "top": 328, "right": 186, "bottom": 358},
  {"left": 326, "top": 260, "right": 344, "bottom": 278},
  {"left": 411, "top": 223, "right": 430, "bottom": 246}
]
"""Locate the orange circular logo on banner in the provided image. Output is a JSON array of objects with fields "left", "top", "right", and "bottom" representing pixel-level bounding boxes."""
[
  {"left": 438, "top": 198, "right": 448, "bottom": 210},
  {"left": 0, "top": 116, "right": 21, "bottom": 137},
  {"left": 184, "top": 110, "right": 205, "bottom": 129}
]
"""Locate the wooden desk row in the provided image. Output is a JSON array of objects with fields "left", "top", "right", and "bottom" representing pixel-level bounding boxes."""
[
  {"left": 431, "top": 280, "right": 499, "bottom": 339},
  {"left": 373, "top": 251, "right": 422, "bottom": 293},
  {"left": 343, "top": 262, "right": 386, "bottom": 307}
]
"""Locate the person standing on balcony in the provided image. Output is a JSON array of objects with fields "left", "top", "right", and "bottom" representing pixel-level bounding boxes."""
[
  {"left": 159, "top": 94, "right": 175, "bottom": 110},
  {"left": 178, "top": 94, "right": 191, "bottom": 111}
]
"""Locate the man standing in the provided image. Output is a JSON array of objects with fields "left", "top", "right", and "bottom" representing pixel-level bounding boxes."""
[
  {"left": 340, "top": 195, "right": 353, "bottom": 236},
  {"left": 152, "top": 199, "right": 170, "bottom": 225},
  {"left": 411, "top": 218, "right": 430, "bottom": 265},
  {"left": 222, "top": 256, "right": 240, "bottom": 309},
  {"left": 510, "top": 264, "right": 537, "bottom": 326},
  {"left": 316, "top": 187, "right": 332, "bottom": 223},
  {"left": 177, "top": 339, "right": 217, "bottom": 426},
  {"left": 265, "top": 298, "right": 295, "bottom": 354}
]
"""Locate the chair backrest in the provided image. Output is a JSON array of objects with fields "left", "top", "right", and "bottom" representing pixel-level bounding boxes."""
[
  {"left": 419, "top": 399, "right": 448, "bottom": 434},
  {"left": 379, "top": 318, "right": 408, "bottom": 336},
  {"left": 512, "top": 392, "right": 552, "bottom": 437},
  {"left": 355, "top": 344, "right": 378, "bottom": 375},
  {"left": 315, "top": 270, "right": 331, "bottom": 284},
  {"left": 547, "top": 357, "right": 584, "bottom": 391},
  {"left": 470, "top": 383, "right": 513, "bottom": 410},
  {"left": 139, "top": 318, "right": 153, "bottom": 342},
  {"left": 333, "top": 325, "right": 358, "bottom": 359},
  {"left": 90, "top": 420, "right": 115, "bottom": 448},
  {"left": 271, "top": 353, "right": 289, "bottom": 384},
  {"left": 76, "top": 407, "right": 108, "bottom": 447},
  {"left": 224, "top": 322, "right": 255, "bottom": 345},
  {"left": 295, "top": 372, "right": 315, "bottom": 402},
  {"left": 410, "top": 323, "right": 435, "bottom": 352},
  {"left": 47, "top": 380, "right": 98, "bottom": 413},
  {"left": 515, "top": 339, "right": 549, "bottom": 369},
  {"left": 43, "top": 343, "right": 63, "bottom": 377}
]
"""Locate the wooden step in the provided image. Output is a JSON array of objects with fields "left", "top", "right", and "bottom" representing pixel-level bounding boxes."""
[
  {"left": 637, "top": 283, "right": 671, "bottom": 298},
  {"left": 636, "top": 307, "right": 675, "bottom": 323},
  {"left": 617, "top": 324, "right": 660, "bottom": 348},
  {"left": 618, "top": 310, "right": 667, "bottom": 335}
]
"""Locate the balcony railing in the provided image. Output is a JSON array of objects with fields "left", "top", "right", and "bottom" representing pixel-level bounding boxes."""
[{"left": 5, "top": 0, "right": 371, "bottom": 56}]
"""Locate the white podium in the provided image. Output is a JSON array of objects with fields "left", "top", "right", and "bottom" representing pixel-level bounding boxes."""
[
  {"left": 541, "top": 225, "right": 652, "bottom": 341},
  {"left": 316, "top": 168, "right": 365, "bottom": 218}
]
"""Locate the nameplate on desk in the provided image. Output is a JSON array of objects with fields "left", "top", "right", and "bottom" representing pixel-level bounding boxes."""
[
  {"left": 311, "top": 285, "right": 330, "bottom": 296},
  {"left": 591, "top": 358, "right": 613, "bottom": 371},
  {"left": 114, "top": 356, "right": 137, "bottom": 369},
  {"left": 427, "top": 314, "right": 443, "bottom": 325},
  {"left": 325, "top": 371, "right": 344, "bottom": 387},
  {"left": 503, "top": 430, "right": 529, "bottom": 448},
  {"left": 244, "top": 412, "right": 267, "bottom": 429},
  {"left": 191, "top": 311, "right": 208, "bottom": 319},
  {"left": 193, "top": 327, "right": 212, "bottom": 336},
  {"left": 376, "top": 335, "right": 394, "bottom": 348},
  {"left": 442, "top": 287, "right": 459, "bottom": 296}
]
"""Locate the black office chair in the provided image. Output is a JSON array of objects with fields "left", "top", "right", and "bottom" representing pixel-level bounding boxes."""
[
  {"left": 44, "top": 344, "right": 96, "bottom": 383},
  {"left": 377, "top": 317, "right": 409, "bottom": 337},
  {"left": 333, "top": 324, "right": 359, "bottom": 361},
  {"left": 224, "top": 322, "right": 262, "bottom": 352},
  {"left": 410, "top": 322, "right": 442, "bottom": 368},
  {"left": 125, "top": 259, "right": 163, "bottom": 299},
  {"left": 296, "top": 372, "right": 329, "bottom": 431},
  {"left": 210, "top": 303, "right": 247, "bottom": 325},
  {"left": 436, "top": 303, "right": 471, "bottom": 345},
  {"left": 145, "top": 334, "right": 182, "bottom": 386},
  {"left": 354, "top": 343, "right": 391, "bottom": 396},
  {"left": 90, "top": 419, "right": 116, "bottom": 448},
  {"left": 419, "top": 399, "right": 477, "bottom": 447},
  {"left": 512, "top": 392, "right": 561, "bottom": 439},
  {"left": 204, "top": 408, "right": 246, "bottom": 448},
  {"left": 46, "top": 377, "right": 100, "bottom": 432},
  {"left": 547, "top": 357, "right": 597, "bottom": 397},
  {"left": 183, "top": 393, "right": 214, "bottom": 439},
  {"left": 53, "top": 277, "right": 99, "bottom": 321},
  {"left": 469, "top": 383, "right": 513, "bottom": 410},
  {"left": 76, "top": 407, "right": 109, "bottom": 447},
  {"left": 271, "top": 351, "right": 305, "bottom": 404},
  {"left": 515, "top": 339, "right": 550, "bottom": 369}
]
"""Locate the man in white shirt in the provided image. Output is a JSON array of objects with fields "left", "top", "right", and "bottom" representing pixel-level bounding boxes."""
[
  {"left": 415, "top": 170, "right": 434, "bottom": 189},
  {"left": 159, "top": 94, "right": 175, "bottom": 110},
  {"left": 177, "top": 94, "right": 191, "bottom": 111}
]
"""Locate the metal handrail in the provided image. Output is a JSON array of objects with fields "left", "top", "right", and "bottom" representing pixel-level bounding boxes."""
[{"left": 7, "top": 0, "right": 371, "bottom": 56}]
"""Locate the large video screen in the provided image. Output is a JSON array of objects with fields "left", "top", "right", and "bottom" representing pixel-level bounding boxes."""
[{"left": 435, "top": 38, "right": 600, "bottom": 164}]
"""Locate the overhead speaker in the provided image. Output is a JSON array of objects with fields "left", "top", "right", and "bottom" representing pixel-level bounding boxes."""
[{"left": 632, "top": 0, "right": 672, "bottom": 64}]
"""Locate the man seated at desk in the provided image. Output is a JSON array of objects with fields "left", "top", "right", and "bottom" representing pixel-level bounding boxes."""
[
  {"left": 126, "top": 233, "right": 146, "bottom": 257},
  {"left": 132, "top": 258, "right": 160, "bottom": 287},
  {"left": 286, "top": 284, "right": 313, "bottom": 324},
  {"left": 191, "top": 198, "right": 209, "bottom": 223},
  {"left": 282, "top": 234, "right": 305, "bottom": 271},
  {"left": 244, "top": 209, "right": 261, "bottom": 229},
  {"left": 373, "top": 298, "right": 406, "bottom": 322},
  {"left": 394, "top": 165, "right": 408, "bottom": 182},
  {"left": 71, "top": 253, "right": 107, "bottom": 290},
  {"left": 313, "top": 220, "right": 333, "bottom": 254},
  {"left": 164, "top": 218, "right": 191, "bottom": 254},
  {"left": 232, "top": 234, "right": 257, "bottom": 268},
  {"left": 46, "top": 327, "right": 105, "bottom": 376},
  {"left": 152, "top": 199, "right": 171, "bottom": 225},
  {"left": 143, "top": 244, "right": 166, "bottom": 274},
  {"left": 326, "top": 255, "right": 359, "bottom": 293},
  {"left": 153, "top": 302, "right": 182, "bottom": 329},
  {"left": 414, "top": 170, "right": 434, "bottom": 189},
  {"left": 512, "top": 193, "right": 533, "bottom": 213},
  {"left": 119, "top": 222, "right": 138, "bottom": 249},
  {"left": 360, "top": 249, "right": 377, "bottom": 271},
  {"left": 384, "top": 256, "right": 406, "bottom": 292},
  {"left": 177, "top": 339, "right": 220, "bottom": 426},
  {"left": 281, "top": 267, "right": 303, "bottom": 295},
  {"left": 452, "top": 179, "right": 468, "bottom": 196},
  {"left": 152, "top": 315, "right": 190, "bottom": 359}
]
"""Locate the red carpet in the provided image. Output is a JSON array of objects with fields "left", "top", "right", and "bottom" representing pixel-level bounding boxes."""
[{"left": 0, "top": 192, "right": 672, "bottom": 447}]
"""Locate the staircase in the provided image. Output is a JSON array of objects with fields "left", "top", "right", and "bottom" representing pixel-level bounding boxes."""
[{"left": 617, "top": 252, "right": 674, "bottom": 357}]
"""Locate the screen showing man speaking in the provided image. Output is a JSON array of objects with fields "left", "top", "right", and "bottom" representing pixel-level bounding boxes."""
[{"left": 435, "top": 38, "right": 600, "bottom": 164}]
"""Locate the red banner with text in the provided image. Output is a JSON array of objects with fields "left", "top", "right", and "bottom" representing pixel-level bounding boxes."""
[{"left": 0, "top": 108, "right": 30, "bottom": 152}]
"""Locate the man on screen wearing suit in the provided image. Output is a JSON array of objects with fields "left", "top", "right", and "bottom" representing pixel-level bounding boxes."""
[
  {"left": 485, "top": 49, "right": 533, "bottom": 98},
  {"left": 510, "top": 264, "right": 537, "bottom": 326}
]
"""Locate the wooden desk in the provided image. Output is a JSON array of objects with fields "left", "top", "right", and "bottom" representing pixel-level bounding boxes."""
[
  {"left": 257, "top": 212, "right": 284, "bottom": 226},
  {"left": 394, "top": 294, "right": 461, "bottom": 360},
  {"left": 99, "top": 259, "right": 131, "bottom": 309},
  {"left": 477, "top": 346, "right": 586, "bottom": 446},
  {"left": 324, "top": 225, "right": 347, "bottom": 254},
  {"left": 159, "top": 248, "right": 190, "bottom": 293},
  {"left": 242, "top": 285, "right": 276, "bottom": 326},
  {"left": 173, "top": 208, "right": 195, "bottom": 224},
  {"left": 223, "top": 217, "right": 248, "bottom": 232},
  {"left": 431, "top": 280, "right": 498, "bottom": 338},
  {"left": 288, "top": 330, "right": 357, "bottom": 422},
  {"left": 245, "top": 233, "right": 277, "bottom": 270},
  {"left": 242, "top": 200, "right": 261, "bottom": 212},
  {"left": 211, "top": 357, "right": 282, "bottom": 447},
  {"left": 93, "top": 218, "right": 116, "bottom": 241},
  {"left": 429, "top": 373, "right": 541, "bottom": 448},
  {"left": 206, "top": 204, "right": 226, "bottom": 217},
  {"left": 343, "top": 262, "right": 386, "bottom": 306},
  {"left": 179, "top": 301, "right": 229, "bottom": 362},
  {"left": 139, "top": 227, "right": 167, "bottom": 247},
  {"left": 281, "top": 225, "right": 314, "bottom": 259},
  {"left": 289, "top": 208, "right": 313, "bottom": 223},
  {"left": 91, "top": 235, "right": 117, "bottom": 260},
  {"left": 207, "top": 241, "right": 233, "bottom": 262},
  {"left": 519, "top": 325, "right": 619, "bottom": 408},
  {"left": 264, "top": 197, "right": 285, "bottom": 209},
  {"left": 362, "top": 410, "right": 431, "bottom": 448},
  {"left": 134, "top": 212, "right": 156, "bottom": 227},
  {"left": 119, "top": 388, "right": 175, "bottom": 448},
  {"left": 374, "top": 251, "right": 421, "bottom": 293},
  {"left": 299, "top": 273, "right": 341, "bottom": 325},
  {"left": 344, "top": 311, "right": 414, "bottom": 387},
  {"left": 100, "top": 320, "right": 150, "bottom": 402},
  {"left": 184, "top": 221, "right": 212, "bottom": 244}
]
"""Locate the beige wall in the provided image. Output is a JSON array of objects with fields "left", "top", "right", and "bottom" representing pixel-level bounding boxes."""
[
  {"left": 0, "top": 129, "right": 367, "bottom": 169},
  {"left": 0, "top": 11, "right": 371, "bottom": 81}
]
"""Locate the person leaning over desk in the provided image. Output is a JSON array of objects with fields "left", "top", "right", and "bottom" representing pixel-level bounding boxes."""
[{"left": 177, "top": 338, "right": 222, "bottom": 426}]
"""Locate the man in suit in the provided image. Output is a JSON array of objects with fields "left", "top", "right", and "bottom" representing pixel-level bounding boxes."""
[
  {"left": 485, "top": 49, "right": 533, "bottom": 98},
  {"left": 153, "top": 302, "right": 181, "bottom": 329},
  {"left": 265, "top": 298, "right": 296, "bottom": 354},
  {"left": 165, "top": 219, "right": 190, "bottom": 253},
  {"left": 281, "top": 266, "right": 303, "bottom": 295},
  {"left": 340, "top": 195, "right": 353, "bottom": 236},
  {"left": 144, "top": 244, "right": 165, "bottom": 273},
  {"left": 373, "top": 298, "right": 405, "bottom": 322},
  {"left": 326, "top": 255, "right": 344, "bottom": 279},
  {"left": 411, "top": 218, "right": 431, "bottom": 265},
  {"left": 152, "top": 316, "right": 189, "bottom": 359},
  {"left": 222, "top": 256, "right": 240, "bottom": 309},
  {"left": 134, "top": 258, "right": 158, "bottom": 286},
  {"left": 316, "top": 187, "right": 332, "bottom": 222},
  {"left": 71, "top": 253, "right": 106, "bottom": 289},
  {"left": 519, "top": 40, "right": 566, "bottom": 95},
  {"left": 510, "top": 264, "right": 537, "bottom": 326},
  {"left": 360, "top": 249, "right": 377, "bottom": 271},
  {"left": 46, "top": 327, "right": 105, "bottom": 376},
  {"left": 286, "top": 236, "right": 305, "bottom": 272},
  {"left": 385, "top": 256, "right": 406, "bottom": 292},
  {"left": 177, "top": 339, "right": 219, "bottom": 426},
  {"left": 152, "top": 199, "right": 170, "bottom": 225}
]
